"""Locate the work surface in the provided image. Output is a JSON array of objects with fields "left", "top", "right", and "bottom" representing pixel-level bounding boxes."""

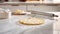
[{"left": 0, "top": 15, "right": 54, "bottom": 34}]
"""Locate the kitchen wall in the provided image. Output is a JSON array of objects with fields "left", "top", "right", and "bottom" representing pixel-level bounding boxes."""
[
  {"left": 53, "top": 0, "right": 60, "bottom": 3},
  {"left": 28, "top": 5, "right": 60, "bottom": 12},
  {"left": 11, "top": 0, "right": 19, "bottom": 2},
  {"left": 0, "top": 5, "right": 60, "bottom": 12}
]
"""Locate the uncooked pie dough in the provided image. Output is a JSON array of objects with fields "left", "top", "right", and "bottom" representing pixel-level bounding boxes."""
[{"left": 19, "top": 17, "right": 44, "bottom": 25}]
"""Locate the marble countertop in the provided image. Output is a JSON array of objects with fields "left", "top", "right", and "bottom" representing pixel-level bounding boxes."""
[
  {"left": 52, "top": 12, "right": 60, "bottom": 31},
  {"left": 46, "top": 12, "right": 60, "bottom": 31},
  {"left": 0, "top": 15, "right": 54, "bottom": 34}
]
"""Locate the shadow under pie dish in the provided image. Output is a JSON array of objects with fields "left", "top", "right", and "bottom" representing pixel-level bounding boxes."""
[{"left": 19, "top": 17, "right": 45, "bottom": 25}]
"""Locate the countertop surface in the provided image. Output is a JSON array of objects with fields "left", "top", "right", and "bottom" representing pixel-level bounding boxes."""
[
  {"left": 47, "top": 12, "right": 60, "bottom": 31},
  {"left": 0, "top": 15, "right": 54, "bottom": 34},
  {"left": 53, "top": 12, "right": 60, "bottom": 31},
  {"left": 48, "top": 12, "right": 60, "bottom": 34}
]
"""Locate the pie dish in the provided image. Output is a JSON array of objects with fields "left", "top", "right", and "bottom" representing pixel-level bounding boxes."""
[{"left": 12, "top": 10, "right": 25, "bottom": 15}]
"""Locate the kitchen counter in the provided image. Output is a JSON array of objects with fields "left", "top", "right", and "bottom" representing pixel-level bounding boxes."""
[
  {"left": 0, "top": 15, "right": 54, "bottom": 34},
  {"left": 46, "top": 12, "right": 60, "bottom": 34},
  {"left": 53, "top": 12, "right": 60, "bottom": 34}
]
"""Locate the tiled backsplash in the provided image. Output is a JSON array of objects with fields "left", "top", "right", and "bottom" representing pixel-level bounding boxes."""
[{"left": 0, "top": 5, "right": 60, "bottom": 12}]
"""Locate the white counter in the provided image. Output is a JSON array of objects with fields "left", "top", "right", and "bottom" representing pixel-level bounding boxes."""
[
  {"left": 0, "top": 15, "right": 54, "bottom": 34},
  {"left": 46, "top": 12, "right": 60, "bottom": 34},
  {"left": 53, "top": 12, "right": 60, "bottom": 34}
]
